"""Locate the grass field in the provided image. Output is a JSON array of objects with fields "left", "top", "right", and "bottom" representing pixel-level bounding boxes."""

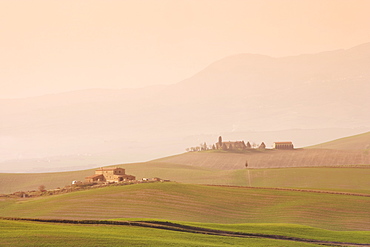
[
  {"left": 1, "top": 161, "right": 370, "bottom": 194},
  {"left": 0, "top": 219, "right": 328, "bottom": 247},
  {"left": 182, "top": 222, "right": 370, "bottom": 244},
  {"left": 124, "top": 163, "right": 370, "bottom": 193},
  {"left": 1, "top": 183, "right": 369, "bottom": 231}
]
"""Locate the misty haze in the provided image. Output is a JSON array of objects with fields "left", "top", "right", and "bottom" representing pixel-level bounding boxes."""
[
  {"left": 1, "top": 1, "right": 370, "bottom": 246},
  {"left": 1, "top": 43, "right": 370, "bottom": 172}
]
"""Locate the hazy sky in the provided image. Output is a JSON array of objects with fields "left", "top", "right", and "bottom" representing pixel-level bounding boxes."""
[{"left": 1, "top": 0, "right": 370, "bottom": 98}]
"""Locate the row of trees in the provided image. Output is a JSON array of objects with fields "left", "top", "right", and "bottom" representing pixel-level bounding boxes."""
[{"left": 186, "top": 142, "right": 213, "bottom": 152}]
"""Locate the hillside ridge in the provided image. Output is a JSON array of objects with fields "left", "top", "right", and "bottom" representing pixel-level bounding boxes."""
[{"left": 307, "top": 131, "right": 370, "bottom": 150}]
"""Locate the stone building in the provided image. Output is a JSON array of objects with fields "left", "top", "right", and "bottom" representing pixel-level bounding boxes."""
[
  {"left": 215, "top": 136, "right": 248, "bottom": 150},
  {"left": 273, "top": 142, "right": 294, "bottom": 150},
  {"left": 85, "top": 167, "right": 135, "bottom": 183}
]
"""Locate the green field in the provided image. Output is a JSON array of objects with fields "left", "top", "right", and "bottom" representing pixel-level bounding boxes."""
[
  {"left": 1, "top": 183, "right": 369, "bottom": 231},
  {"left": 1, "top": 158, "right": 369, "bottom": 246},
  {"left": 1, "top": 133, "right": 369, "bottom": 246},
  {"left": 0, "top": 219, "right": 330, "bottom": 247},
  {"left": 182, "top": 222, "right": 370, "bottom": 244}
]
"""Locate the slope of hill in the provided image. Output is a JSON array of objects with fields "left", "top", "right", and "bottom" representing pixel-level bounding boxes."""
[
  {"left": 307, "top": 131, "right": 370, "bottom": 150},
  {"left": 0, "top": 169, "right": 94, "bottom": 194},
  {"left": 1, "top": 161, "right": 370, "bottom": 194},
  {"left": 0, "top": 183, "right": 369, "bottom": 231},
  {"left": 1, "top": 42, "right": 370, "bottom": 172}
]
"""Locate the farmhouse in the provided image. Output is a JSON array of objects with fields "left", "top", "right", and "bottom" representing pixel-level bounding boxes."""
[
  {"left": 85, "top": 167, "right": 136, "bottom": 183},
  {"left": 193, "top": 137, "right": 295, "bottom": 152},
  {"left": 273, "top": 142, "right": 294, "bottom": 150}
]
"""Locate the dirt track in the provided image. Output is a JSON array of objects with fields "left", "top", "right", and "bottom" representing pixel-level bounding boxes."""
[{"left": 1, "top": 217, "right": 369, "bottom": 246}]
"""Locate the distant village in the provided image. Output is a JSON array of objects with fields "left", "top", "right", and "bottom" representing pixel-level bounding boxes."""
[{"left": 186, "top": 136, "right": 294, "bottom": 152}]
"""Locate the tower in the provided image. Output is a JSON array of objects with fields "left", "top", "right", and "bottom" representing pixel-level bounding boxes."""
[{"left": 218, "top": 136, "right": 222, "bottom": 146}]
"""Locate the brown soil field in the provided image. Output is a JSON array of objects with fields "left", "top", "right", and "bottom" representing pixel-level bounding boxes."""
[{"left": 157, "top": 149, "right": 370, "bottom": 169}]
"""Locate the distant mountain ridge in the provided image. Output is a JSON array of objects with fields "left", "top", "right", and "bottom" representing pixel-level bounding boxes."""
[{"left": 1, "top": 42, "right": 370, "bottom": 172}]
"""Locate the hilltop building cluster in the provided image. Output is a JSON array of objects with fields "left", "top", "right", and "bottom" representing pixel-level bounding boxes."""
[
  {"left": 215, "top": 136, "right": 294, "bottom": 151},
  {"left": 215, "top": 136, "right": 266, "bottom": 150},
  {"left": 186, "top": 136, "right": 294, "bottom": 152}
]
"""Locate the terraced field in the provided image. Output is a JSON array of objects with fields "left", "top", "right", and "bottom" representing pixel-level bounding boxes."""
[{"left": 1, "top": 183, "right": 369, "bottom": 231}]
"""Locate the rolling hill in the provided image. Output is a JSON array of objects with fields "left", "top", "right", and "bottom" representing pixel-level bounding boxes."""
[
  {"left": 1, "top": 131, "right": 370, "bottom": 194},
  {"left": 1, "top": 183, "right": 369, "bottom": 231},
  {"left": 2, "top": 162, "right": 370, "bottom": 194}
]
